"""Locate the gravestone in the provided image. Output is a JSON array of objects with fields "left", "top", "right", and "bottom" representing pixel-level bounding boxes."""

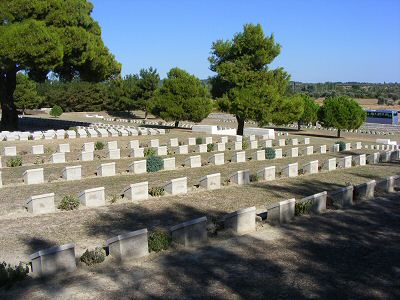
[
  {"left": 80, "top": 151, "right": 94, "bottom": 161},
  {"left": 320, "top": 145, "right": 327, "bottom": 154},
  {"left": 323, "top": 158, "right": 336, "bottom": 171},
  {"left": 29, "top": 243, "right": 76, "bottom": 276},
  {"left": 129, "top": 160, "right": 146, "bottom": 174},
  {"left": 331, "top": 144, "right": 339, "bottom": 152},
  {"left": 209, "top": 153, "right": 224, "bottom": 165},
  {"left": 205, "top": 137, "right": 213, "bottom": 144},
  {"left": 220, "top": 136, "right": 228, "bottom": 143},
  {"left": 253, "top": 150, "right": 265, "bottom": 161},
  {"left": 26, "top": 193, "right": 55, "bottom": 214},
  {"left": 129, "top": 140, "right": 140, "bottom": 149},
  {"left": 250, "top": 140, "right": 258, "bottom": 149},
  {"left": 338, "top": 156, "right": 352, "bottom": 168},
  {"left": 199, "top": 173, "right": 221, "bottom": 190},
  {"left": 62, "top": 165, "right": 82, "bottom": 181},
  {"left": 328, "top": 186, "right": 353, "bottom": 208},
  {"left": 278, "top": 139, "right": 286, "bottom": 147},
  {"left": 223, "top": 207, "right": 256, "bottom": 234},
  {"left": 66, "top": 130, "right": 76, "bottom": 139},
  {"left": 304, "top": 138, "right": 310, "bottom": 145},
  {"left": 178, "top": 145, "right": 188, "bottom": 154},
  {"left": 304, "top": 146, "right": 313, "bottom": 155},
  {"left": 107, "top": 149, "right": 120, "bottom": 159},
  {"left": 353, "top": 154, "right": 366, "bottom": 166},
  {"left": 79, "top": 187, "right": 105, "bottom": 207},
  {"left": 289, "top": 147, "right": 298, "bottom": 158},
  {"left": 354, "top": 180, "right": 376, "bottom": 201},
  {"left": 3, "top": 146, "right": 16, "bottom": 156},
  {"left": 257, "top": 166, "right": 275, "bottom": 181},
  {"left": 107, "top": 141, "right": 118, "bottom": 151},
  {"left": 106, "top": 228, "right": 149, "bottom": 260},
  {"left": 164, "top": 177, "right": 187, "bottom": 195},
  {"left": 184, "top": 155, "right": 201, "bottom": 168},
  {"left": 232, "top": 151, "right": 246, "bottom": 163},
  {"left": 297, "top": 191, "right": 327, "bottom": 213},
  {"left": 216, "top": 143, "right": 225, "bottom": 152},
  {"left": 235, "top": 136, "right": 242, "bottom": 142},
  {"left": 248, "top": 135, "right": 256, "bottom": 141},
  {"left": 156, "top": 146, "right": 168, "bottom": 156},
  {"left": 170, "top": 216, "right": 207, "bottom": 247},
  {"left": 51, "top": 152, "right": 65, "bottom": 164},
  {"left": 267, "top": 198, "right": 296, "bottom": 224},
  {"left": 188, "top": 137, "right": 196, "bottom": 146},
  {"left": 169, "top": 138, "right": 179, "bottom": 147},
  {"left": 264, "top": 140, "right": 273, "bottom": 148},
  {"left": 233, "top": 142, "right": 242, "bottom": 151},
  {"left": 355, "top": 142, "right": 362, "bottom": 150},
  {"left": 344, "top": 143, "right": 351, "bottom": 151},
  {"left": 302, "top": 160, "right": 318, "bottom": 174},
  {"left": 282, "top": 163, "right": 298, "bottom": 177},
  {"left": 291, "top": 138, "right": 298, "bottom": 146},
  {"left": 150, "top": 139, "right": 159, "bottom": 148},
  {"left": 275, "top": 148, "right": 283, "bottom": 159},
  {"left": 229, "top": 170, "right": 250, "bottom": 185},
  {"left": 32, "top": 145, "right": 44, "bottom": 155},
  {"left": 97, "top": 162, "right": 116, "bottom": 177},
  {"left": 23, "top": 168, "right": 44, "bottom": 185},
  {"left": 123, "top": 182, "right": 148, "bottom": 202},
  {"left": 197, "top": 144, "right": 207, "bottom": 153},
  {"left": 83, "top": 142, "right": 94, "bottom": 152},
  {"left": 131, "top": 148, "right": 144, "bottom": 158},
  {"left": 163, "top": 157, "right": 176, "bottom": 170}
]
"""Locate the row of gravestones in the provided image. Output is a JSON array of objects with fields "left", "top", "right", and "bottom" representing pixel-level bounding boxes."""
[
  {"left": 27, "top": 172, "right": 400, "bottom": 277},
  {"left": 286, "top": 123, "right": 398, "bottom": 136},
  {"left": 101, "top": 117, "right": 195, "bottom": 128},
  {"left": 3, "top": 142, "right": 343, "bottom": 188},
  {"left": 0, "top": 125, "right": 165, "bottom": 142},
  {"left": 23, "top": 150, "right": 399, "bottom": 215}
]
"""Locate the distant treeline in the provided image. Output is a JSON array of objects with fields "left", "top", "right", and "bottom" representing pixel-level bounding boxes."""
[{"left": 286, "top": 82, "right": 400, "bottom": 100}]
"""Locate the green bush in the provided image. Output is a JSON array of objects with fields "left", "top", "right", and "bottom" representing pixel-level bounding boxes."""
[
  {"left": 146, "top": 155, "right": 164, "bottom": 172},
  {"left": 80, "top": 247, "right": 106, "bottom": 266},
  {"left": 295, "top": 200, "right": 313, "bottom": 216},
  {"left": 0, "top": 261, "right": 29, "bottom": 288},
  {"left": 6, "top": 156, "right": 22, "bottom": 167},
  {"left": 95, "top": 141, "right": 105, "bottom": 150},
  {"left": 195, "top": 137, "right": 204, "bottom": 145},
  {"left": 249, "top": 173, "right": 259, "bottom": 182},
  {"left": 242, "top": 140, "right": 249, "bottom": 150},
  {"left": 207, "top": 143, "right": 214, "bottom": 152},
  {"left": 149, "top": 186, "right": 165, "bottom": 197},
  {"left": 148, "top": 229, "right": 172, "bottom": 252},
  {"left": 335, "top": 141, "right": 346, "bottom": 151},
  {"left": 144, "top": 148, "right": 156, "bottom": 157},
  {"left": 49, "top": 105, "right": 63, "bottom": 117},
  {"left": 58, "top": 195, "right": 80, "bottom": 211},
  {"left": 264, "top": 147, "right": 276, "bottom": 160}
]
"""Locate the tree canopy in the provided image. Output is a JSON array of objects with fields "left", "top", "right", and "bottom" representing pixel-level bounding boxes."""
[
  {"left": 14, "top": 73, "right": 43, "bottom": 113},
  {"left": 136, "top": 67, "right": 160, "bottom": 118},
  {"left": 318, "top": 95, "right": 366, "bottom": 137},
  {"left": 0, "top": 0, "right": 121, "bottom": 129},
  {"left": 149, "top": 67, "right": 212, "bottom": 127},
  {"left": 297, "top": 94, "right": 319, "bottom": 130},
  {"left": 209, "top": 23, "right": 290, "bottom": 135}
]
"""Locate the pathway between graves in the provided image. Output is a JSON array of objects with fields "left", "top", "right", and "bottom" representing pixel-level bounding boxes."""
[{"left": 2, "top": 191, "right": 399, "bottom": 299}]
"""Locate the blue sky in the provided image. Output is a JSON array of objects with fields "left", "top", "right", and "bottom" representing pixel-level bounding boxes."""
[{"left": 91, "top": 0, "right": 400, "bottom": 83}]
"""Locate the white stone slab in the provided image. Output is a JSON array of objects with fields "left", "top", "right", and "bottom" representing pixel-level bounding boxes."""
[
  {"left": 320, "top": 145, "right": 327, "bottom": 154},
  {"left": 233, "top": 142, "right": 242, "bottom": 151},
  {"left": 216, "top": 143, "right": 225, "bottom": 152},
  {"left": 51, "top": 153, "right": 65, "bottom": 164},
  {"left": 253, "top": 150, "right": 265, "bottom": 161},
  {"left": 32, "top": 145, "right": 44, "bottom": 155},
  {"left": 25, "top": 193, "right": 55, "bottom": 214},
  {"left": 223, "top": 206, "right": 256, "bottom": 234},
  {"left": 230, "top": 170, "right": 250, "bottom": 185},
  {"left": 304, "top": 146, "right": 313, "bottom": 155},
  {"left": 62, "top": 165, "right": 82, "bottom": 181},
  {"left": 178, "top": 145, "right": 188, "bottom": 154},
  {"left": 163, "top": 157, "right": 176, "bottom": 170},
  {"left": 291, "top": 138, "right": 298, "bottom": 146},
  {"left": 79, "top": 187, "right": 105, "bottom": 207},
  {"left": 232, "top": 151, "right": 246, "bottom": 163},
  {"left": 3, "top": 146, "right": 16, "bottom": 156},
  {"left": 97, "top": 162, "right": 116, "bottom": 177},
  {"left": 282, "top": 163, "right": 298, "bottom": 178},
  {"left": 289, "top": 147, "right": 298, "bottom": 158},
  {"left": 107, "top": 149, "right": 120, "bottom": 160},
  {"left": 275, "top": 148, "right": 283, "bottom": 159},
  {"left": 199, "top": 173, "right": 221, "bottom": 190},
  {"left": 257, "top": 166, "right": 276, "bottom": 181},
  {"left": 209, "top": 153, "right": 224, "bottom": 165},
  {"left": 197, "top": 144, "right": 207, "bottom": 153},
  {"left": 188, "top": 137, "right": 196, "bottom": 146},
  {"left": 129, "top": 140, "right": 140, "bottom": 149},
  {"left": 303, "top": 160, "right": 318, "bottom": 174},
  {"left": 353, "top": 154, "right": 366, "bottom": 166},
  {"left": 123, "top": 182, "right": 148, "bottom": 202},
  {"left": 131, "top": 148, "right": 144, "bottom": 158},
  {"left": 58, "top": 143, "right": 70, "bottom": 153},
  {"left": 164, "top": 177, "right": 187, "bottom": 195},
  {"left": 304, "top": 138, "right": 310, "bottom": 145},
  {"left": 205, "top": 137, "right": 213, "bottom": 144},
  {"left": 150, "top": 139, "right": 159, "bottom": 148},
  {"left": 107, "top": 141, "right": 118, "bottom": 151},
  {"left": 169, "top": 138, "right": 179, "bottom": 147},
  {"left": 106, "top": 228, "right": 149, "bottom": 260},
  {"left": 331, "top": 144, "right": 339, "bottom": 152},
  {"left": 80, "top": 151, "right": 94, "bottom": 161},
  {"left": 250, "top": 140, "right": 258, "bottom": 149},
  {"left": 278, "top": 139, "right": 286, "bottom": 147},
  {"left": 338, "top": 156, "right": 352, "bottom": 169},
  {"left": 323, "top": 158, "right": 336, "bottom": 171},
  {"left": 23, "top": 168, "right": 44, "bottom": 185},
  {"left": 83, "top": 142, "right": 94, "bottom": 152},
  {"left": 129, "top": 160, "right": 147, "bottom": 174}
]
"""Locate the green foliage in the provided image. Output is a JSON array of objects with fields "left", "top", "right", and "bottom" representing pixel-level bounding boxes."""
[
  {"left": 94, "top": 141, "right": 105, "bottom": 150},
  {"left": 146, "top": 156, "right": 164, "bottom": 172},
  {"left": 80, "top": 247, "right": 106, "bottom": 266},
  {"left": 49, "top": 105, "right": 63, "bottom": 117},
  {"left": 295, "top": 200, "right": 313, "bottom": 216},
  {"left": 272, "top": 94, "right": 304, "bottom": 125},
  {"left": 195, "top": 137, "right": 204, "bottom": 145},
  {"left": 318, "top": 96, "right": 366, "bottom": 137},
  {"left": 144, "top": 148, "right": 156, "bottom": 157},
  {"left": 249, "top": 173, "right": 259, "bottom": 182},
  {"left": 136, "top": 67, "right": 160, "bottom": 117},
  {"left": 335, "top": 141, "right": 346, "bottom": 151},
  {"left": 0, "top": 261, "right": 29, "bottom": 288},
  {"left": 264, "top": 147, "right": 276, "bottom": 159},
  {"left": 209, "top": 23, "right": 290, "bottom": 135},
  {"left": 207, "top": 143, "right": 215, "bottom": 152},
  {"left": 148, "top": 229, "right": 172, "bottom": 252},
  {"left": 14, "top": 73, "right": 43, "bottom": 112},
  {"left": 242, "top": 140, "right": 249, "bottom": 150},
  {"left": 58, "top": 195, "right": 80, "bottom": 211},
  {"left": 149, "top": 186, "right": 165, "bottom": 197},
  {"left": 6, "top": 156, "right": 22, "bottom": 167},
  {"left": 298, "top": 94, "right": 319, "bottom": 128},
  {"left": 150, "top": 68, "right": 212, "bottom": 127}
]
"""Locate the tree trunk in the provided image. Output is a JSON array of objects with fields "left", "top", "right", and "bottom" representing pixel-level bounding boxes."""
[
  {"left": 297, "top": 122, "right": 301, "bottom": 131},
  {"left": 236, "top": 116, "right": 244, "bottom": 136},
  {"left": 337, "top": 129, "right": 341, "bottom": 138},
  {"left": 144, "top": 110, "right": 148, "bottom": 120},
  {"left": 0, "top": 67, "right": 18, "bottom": 130},
  {"left": 174, "top": 120, "right": 179, "bottom": 128}
]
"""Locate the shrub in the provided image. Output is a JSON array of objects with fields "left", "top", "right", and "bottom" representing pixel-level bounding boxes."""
[
  {"left": 0, "top": 261, "right": 29, "bottom": 288},
  {"left": 250, "top": 173, "right": 259, "bottom": 182},
  {"left": 49, "top": 105, "right": 63, "bottom": 118},
  {"left": 144, "top": 148, "right": 156, "bottom": 157},
  {"left": 149, "top": 186, "right": 165, "bottom": 197},
  {"left": 195, "top": 137, "right": 204, "bottom": 145},
  {"left": 264, "top": 147, "right": 276, "bottom": 160},
  {"left": 242, "top": 140, "right": 249, "bottom": 150},
  {"left": 146, "top": 155, "right": 164, "bottom": 172},
  {"left": 148, "top": 229, "right": 172, "bottom": 252},
  {"left": 207, "top": 143, "right": 214, "bottom": 152},
  {"left": 6, "top": 156, "right": 22, "bottom": 167},
  {"left": 335, "top": 141, "right": 346, "bottom": 151},
  {"left": 95, "top": 141, "right": 105, "bottom": 150},
  {"left": 80, "top": 247, "right": 106, "bottom": 266},
  {"left": 295, "top": 200, "right": 313, "bottom": 216},
  {"left": 58, "top": 195, "right": 80, "bottom": 211}
]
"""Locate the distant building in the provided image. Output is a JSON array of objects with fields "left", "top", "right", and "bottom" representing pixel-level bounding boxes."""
[{"left": 365, "top": 109, "right": 398, "bottom": 125}]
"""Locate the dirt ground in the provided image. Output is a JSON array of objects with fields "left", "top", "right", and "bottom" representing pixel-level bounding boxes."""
[{"left": 1, "top": 190, "right": 399, "bottom": 299}]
